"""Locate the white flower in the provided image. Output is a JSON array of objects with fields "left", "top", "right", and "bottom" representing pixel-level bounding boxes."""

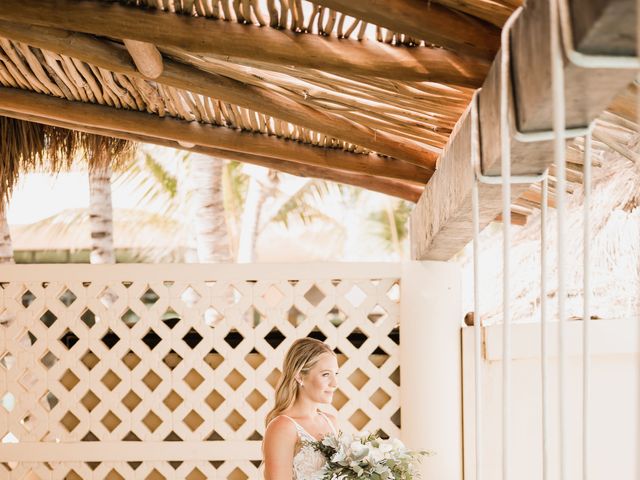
[
  {"left": 390, "top": 438, "right": 405, "bottom": 450},
  {"left": 349, "top": 441, "right": 369, "bottom": 459}
]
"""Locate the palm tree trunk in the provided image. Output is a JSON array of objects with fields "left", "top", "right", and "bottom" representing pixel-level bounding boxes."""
[
  {"left": 88, "top": 165, "right": 115, "bottom": 264},
  {"left": 0, "top": 202, "right": 14, "bottom": 264},
  {"left": 237, "top": 175, "right": 264, "bottom": 263},
  {"left": 191, "top": 153, "right": 231, "bottom": 262}
]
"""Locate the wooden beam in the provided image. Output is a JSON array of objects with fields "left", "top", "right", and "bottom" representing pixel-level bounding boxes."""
[
  {"left": 312, "top": 0, "right": 500, "bottom": 59},
  {"left": 410, "top": 0, "right": 637, "bottom": 260},
  {"left": 0, "top": 21, "right": 439, "bottom": 169},
  {"left": 0, "top": 0, "right": 492, "bottom": 84},
  {"left": 0, "top": 86, "right": 431, "bottom": 184},
  {"left": 123, "top": 39, "right": 163, "bottom": 79},
  {"left": 0, "top": 108, "right": 423, "bottom": 202},
  {"left": 427, "top": 0, "right": 514, "bottom": 27}
]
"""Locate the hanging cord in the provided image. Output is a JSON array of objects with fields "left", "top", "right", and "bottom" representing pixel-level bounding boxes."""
[
  {"left": 581, "top": 129, "right": 593, "bottom": 480},
  {"left": 499, "top": 8, "right": 524, "bottom": 479},
  {"left": 540, "top": 176, "right": 550, "bottom": 480},
  {"left": 470, "top": 90, "right": 484, "bottom": 480},
  {"left": 550, "top": 0, "right": 568, "bottom": 477}
]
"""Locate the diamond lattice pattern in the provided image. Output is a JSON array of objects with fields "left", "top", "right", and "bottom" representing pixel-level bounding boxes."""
[{"left": 0, "top": 272, "right": 400, "bottom": 478}]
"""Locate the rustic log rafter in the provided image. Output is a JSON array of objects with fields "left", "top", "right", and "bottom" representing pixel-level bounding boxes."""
[
  {"left": 409, "top": 0, "right": 637, "bottom": 260},
  {"left": 312, "top": 0, "right": 501, "bottom": 59},
  {"left": 0, "top": 86, "right": 432, "bottom": 187},
  {"left": 0, "top": 108, "right": 423, "bottom": 202},
  {"left": 0, "top": 20, "right": 439, "bottom": 170},
  {"left": 123, "top": 39, "right": 163, "bottom": 79},
  {"left": 0, "top": 0, "right": 492, "bottom": 86}
]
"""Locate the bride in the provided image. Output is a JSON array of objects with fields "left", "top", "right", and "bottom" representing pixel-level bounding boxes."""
[{"left": 262, "top": 338, "right": 340, "bottom": 480}]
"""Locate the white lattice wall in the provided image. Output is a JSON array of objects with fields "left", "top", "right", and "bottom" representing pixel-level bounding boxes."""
[{"left": 0, "top": 264, "right": 402, "bottom": 479}]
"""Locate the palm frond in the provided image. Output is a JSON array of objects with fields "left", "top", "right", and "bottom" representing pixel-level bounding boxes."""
[
  {"left": 366, "top": 199, "right": 412, "bottom": 254},
  {"left": 268, "top": 179, "right": 345, "bottom": 229},
  {"left": 80, "top": 133, "right": 136, "bottom": 172},
  {"left": 114, "top": 151, "right": 180, "bottom": 214}
]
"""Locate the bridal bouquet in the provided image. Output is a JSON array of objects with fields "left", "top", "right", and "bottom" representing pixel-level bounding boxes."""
[{"left": 303, "top": 431, "right": 431, "bottom": 480}]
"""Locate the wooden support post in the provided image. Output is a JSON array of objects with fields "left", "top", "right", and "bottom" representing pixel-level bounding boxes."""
[{"left": 410, "top": 0, "right": 637, "bottom": 260}]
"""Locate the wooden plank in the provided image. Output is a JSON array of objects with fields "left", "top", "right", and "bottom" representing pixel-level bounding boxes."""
[
  {"left": 123, "top": 39, "right": 163, "bottom": 79},
  {"left": 312, "top": 0, "right": 500, "bottom": 59},
  {"left": 0, "top": 21, "right": 439, "bottom": 169},
  {"left": 0, "top": 102, "right": 424, "bottom": 202},
  {"left": 410, "top": 0, "right": 637, "bottom": 260},
  {"left": 0, "top": 0, "right": 492, "bottom": 84}
]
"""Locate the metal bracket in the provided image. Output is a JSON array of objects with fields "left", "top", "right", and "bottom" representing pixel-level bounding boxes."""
[
  {"left": 557, "top": 0, "right": 640, "bottom": 69},
  {"left": 470, "top": 91, "right": 549, "bottom": 185},
  {"left": 513, "top": 125, "right": 592, "bottom": 143}
]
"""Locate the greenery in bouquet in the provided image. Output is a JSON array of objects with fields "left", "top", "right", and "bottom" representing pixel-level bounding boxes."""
[{"left": 303, "top": 431, "right": 432, "bottom": 480}]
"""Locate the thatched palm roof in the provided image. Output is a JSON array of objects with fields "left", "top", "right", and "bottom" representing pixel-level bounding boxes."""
[
  {"left": 0, "top": 1, "right": 502, "bottom": 191},
  {"left": 0, "top": 0, "right": 635, "bottom": 228}
]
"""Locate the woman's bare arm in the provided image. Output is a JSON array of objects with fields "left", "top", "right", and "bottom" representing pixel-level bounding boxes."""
[{"left": 263, "top": 416, "right": 297, "bottom": 480}]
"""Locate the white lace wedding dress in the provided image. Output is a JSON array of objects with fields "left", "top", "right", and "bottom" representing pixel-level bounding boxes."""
[{"left": 280, "top": 412, "right": 337, "bottom": 480}]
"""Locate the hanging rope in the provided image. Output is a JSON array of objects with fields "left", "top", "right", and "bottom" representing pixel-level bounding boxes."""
[
  {"left": 499, "top": 9, "right": 524, "bottom": 478},
  {"left": 471, "top": 90, "right": 484, "bottom": 480},
  {"left": 582, "top": 129, "right": 593, "bottom": 480},
  {"left": 540, "top": 175, "right": 550, "bottom": 480},
  {"left": 550, "top": 0, "right": 568, "bottom": 477}
]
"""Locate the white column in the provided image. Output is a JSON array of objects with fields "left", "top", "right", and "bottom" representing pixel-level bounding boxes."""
[{"left": 400, "top": 261, "right": 463, "bottom": 479}]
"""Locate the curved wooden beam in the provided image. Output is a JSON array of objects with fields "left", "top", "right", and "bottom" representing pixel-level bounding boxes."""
[
  {"left": 0, "top": 0, "right": 491, "bottom": 83},
  {"left": 0, "top": 87, "right": 432, "bottom": 184},
  {"left": 313, "top": 0, "right": 500, "bottom": 59},
  {"left": 0, "top": 109, "right": 423, "bottom": 202},
  {"left": 0, "top": 21, "right": 439, "bottom": 169}
]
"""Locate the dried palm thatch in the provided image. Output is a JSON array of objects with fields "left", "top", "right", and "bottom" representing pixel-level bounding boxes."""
[
  {"left": 78, "top": 133, "right": 136, "bottom": 172},
  {"left": 0, "top": 115, "right": 136, "bottom": 203},
  {"left": 0, "top": 116, "right": 73, "bottom": 201}
]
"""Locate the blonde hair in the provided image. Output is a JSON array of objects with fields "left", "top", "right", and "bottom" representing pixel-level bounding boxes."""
[{"left": 265, "top": 337, "right": 335, "bottom": 427}]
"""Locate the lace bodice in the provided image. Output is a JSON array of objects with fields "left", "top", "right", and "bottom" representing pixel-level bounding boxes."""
[{"left": 281, "top": 412, "right": 337, "bottom": 480}]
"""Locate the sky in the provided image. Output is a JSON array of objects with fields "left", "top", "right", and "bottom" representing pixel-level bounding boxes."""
[{"left": 8, "top": 171, "right": 153, "bottom": 226}]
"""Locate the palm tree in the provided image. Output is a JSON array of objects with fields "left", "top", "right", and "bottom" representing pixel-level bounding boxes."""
[
  {"left": 81, "top": 135, "right": 136, "bottom": 265},
  {"left": 0, "top": 116, "right": 76, "bottom": 265},
  {"left": 0, "top": 116, "right": 135, "bottom": 265},
  {"left": 88, "top": 165, "right": 115, "bottom": 264},
  {"left": 262, "top": 179, "right": 412, "bottom": 260},
  {"left": 189, "top": 153, "right": 231, "bottom": 262}
]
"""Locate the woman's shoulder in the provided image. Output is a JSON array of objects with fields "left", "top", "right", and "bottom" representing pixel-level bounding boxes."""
[{"left": 265, "top": 414, "right": 298, "bottom": 436}]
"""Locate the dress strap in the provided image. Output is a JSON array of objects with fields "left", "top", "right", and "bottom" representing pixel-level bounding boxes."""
[
  {"left": 279, "top": 415, "right": 315, "bottom": 440},
  {"left": 317, "top": 411, "right": 338, "bottom": 436}
]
